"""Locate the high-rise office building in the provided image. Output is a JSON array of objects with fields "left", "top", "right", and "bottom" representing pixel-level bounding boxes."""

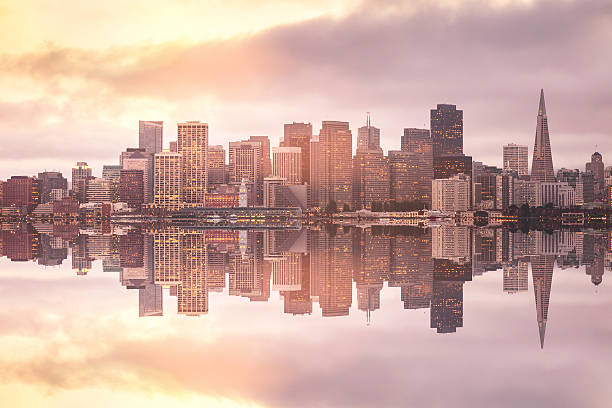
[
  {"left": 353, "top": 116, "right": 386, "bottom": 210},
  {"left": 154, "top": 151, "right": 182, "bottom": 209},
  {"left": 121, "top": 149, "right": 153, "bottom": 203},
  {"left": 357, "top": 114, "right": 380, "bottom": 151},
  {"left": 282, "top": 122, "right": 312, "bottom": 183},
  {"left": 71, "top": 162, "right": 92, "bottom": 203},
  {"left": 119, "top": 169, "right": 144, "bottom": 209},
  {"left": 37, "top": 172, "right": 67, "bottom": 203},
  {"left": 531, "top": 89, "right": 555, "bottom": 182},
  {"left": 388, "top": 151, "right": 418, "bottom": 203},
  {"left": 586, "top": 151, "right": 604, "bottom": 201},
  {"left": 310, "top": 121, "right": 353, "bottom": 210},
  {"left": 249, "top": 136, "right": 272, "bottom": 177},
  {"left": 401, "top": 128, "right": 433, "bottom": 206},
  {"left": 430, "top": 104, "right": 463, "bottom": 158},
  {"left": 433, "top": 155, "right": 472, "bottom": 180},
  {"left": 207, "top": 145, "right": 226, "bottom": 190},
  {"left": 138, "top": 120, "right": 163, "bottom": 154},
  {"left": 352, "top": 151, "right": 389, "bottom": 210},
  {"left": 503, "top": 144, "right": 529, "bottom": 176},
  {"left": 178, "top": 121, "right": 208, "bottom": 204},
  {"left": 229, "top": 140, "right": 263, "bottom": 205},
  {"left": 102, "top": 165, "right": 122, "bottom": 203},
  {"left": 272, "top": 146, "right": 302, "bottom": 184},
  {"left": 2, "top": 176, "right": 39, "bottom": 209}
]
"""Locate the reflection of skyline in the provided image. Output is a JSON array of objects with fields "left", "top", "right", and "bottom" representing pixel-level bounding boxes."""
[{"left": 1, "top": 224, "right": 610, "bottom": 346}]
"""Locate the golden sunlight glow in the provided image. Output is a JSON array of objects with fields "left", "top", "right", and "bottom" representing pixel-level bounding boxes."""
[{"left": 0, "top": 0, "right": 357, "bottom": 53}]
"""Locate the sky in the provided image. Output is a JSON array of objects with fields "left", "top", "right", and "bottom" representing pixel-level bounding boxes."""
[{"left": 0, "top": 0, "right": 610, "bottom": 179}]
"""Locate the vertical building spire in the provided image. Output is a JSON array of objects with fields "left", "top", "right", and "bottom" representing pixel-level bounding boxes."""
[
  {"left": 538, "top": 88, "right": 546, "bottom": 116},
  {"left": 531, "top": 89, "right": 555, "bottom": 182}
]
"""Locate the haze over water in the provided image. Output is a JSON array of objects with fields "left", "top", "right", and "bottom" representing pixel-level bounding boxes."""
[{"left": 0, "top": 225, "right": 610, "bottom": 407}]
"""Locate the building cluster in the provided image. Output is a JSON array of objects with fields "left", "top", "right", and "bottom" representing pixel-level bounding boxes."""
[
  {"left": 1, "top": 224, "right": 608, "bottom": 344},
  {"left": 1, "top": 90, "right": 610, "bottom": 216}
]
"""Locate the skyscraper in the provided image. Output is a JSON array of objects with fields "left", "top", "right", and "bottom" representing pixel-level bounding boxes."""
[
  {"left": 249, "top": 135, "right": 272, "bottom": 177},
  {"left": 531, "top": 89, "right": 555, "bottom": 182},
  {"left": 311, "top": 121, "right": 353, "bottom": 210},
  {"left": 352, "top": 151, "right": 389, "bottom": 210},
  {"left": 154, "top": 151, "right": 182, "bottom": 209},
  {"left": 353, "top": 116, "right": 387, "bottom": 210},
  {"left": 401, "top": 128, "right": 433, "bottom": 206},
  {"left": 357, "top": 114, "right": 380, "bottom": 151},
  {"left": 71, "top": 162, "right": 92, "bottom": 203},
  {"left": 586, "top": 151, "right": 604, "bottom": 201},
  {"left": 138, "top": 120, "right": 163, "bottom": 154},
  {"left": 272, "top": 146, "right": 302, "bottom": 184},
  {"left": 388, "top": 150, "right": 419, "bottom": 203},
  {"left": 430, "top": 104, "right": 463, "bottom": 158},
  {"left": 229, "top": 140, "right": 263, "bottom": 205},
  {"left": 2, "top": 176, "right": 39, "bottom": 209},
  {"left": 102, "top": 165, "right": 122, "bottom": 203},
  {"left": 37, "top": 172, "right": 67, "bottom": 203},
  {"left": 121, "top": 149, "right": 153, "bottom": 203},
  {"left": 119, "top": 169, "right": 144, "bottom": 209},
  {"left": 207, "top": 145, "right": 226, "bottom": 190},
  {"left": 282, "top": 122, "right": 312, "bottom": 184},
  {"left": 178, "top": 121, "right": 208, "bottom": 204},
  {"left": 503, "top": 144, "right": 529, "bottom": 176}
]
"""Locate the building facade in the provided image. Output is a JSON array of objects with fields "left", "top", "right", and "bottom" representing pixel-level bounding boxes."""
[
  {"left": 430, "top": 104, "right": 463, "bottom": 158},
  {"left": 503, "top": 144, "right": 529, "bottom": 176},
  {"left": 37, "top": 172, "right": 67, "bottom": 204},
  {"left": 178, "top": 121, "right": 208, "bottom": 204},
  {"left": 282, "top": 122, "right": 312, "bottom": 184},
  {"left": 71, "top": 162, "right": 92, "bottom": 203},
  {"left": 154, "top": 151, "right": 182, "bottom": 209},
  {"left": 138, "top": 120, "right": 163, "bottom": 154},
  {"left": 272, "top": 146, "right": 302, "bottom": 184},
  {"left": 207, "top": 145, "right": 226, "bottom": 190},
  {"left": 310, "top": 121, "right": 353, "bottom": 210},
  {"left": 431, "top": 173, "right": 470, "bottom": 213}
]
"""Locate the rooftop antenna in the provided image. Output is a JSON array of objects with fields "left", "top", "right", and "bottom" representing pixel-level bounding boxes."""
[{"left": 366, "top": 111, "right": 371, "bottom": 128}]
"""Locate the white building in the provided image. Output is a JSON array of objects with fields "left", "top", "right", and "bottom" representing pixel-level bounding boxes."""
[
  {"left": 432, "top": 173, "right": 470, "bottom": 213},
  {"left": 539, "top": 182, "right": 576, "bottom": 208},
  {"left": 272, "top": 146, "right": 302, "bottom": 185},
  {"left": 503, "top": 143, "right": 529, "bottom": 176}
]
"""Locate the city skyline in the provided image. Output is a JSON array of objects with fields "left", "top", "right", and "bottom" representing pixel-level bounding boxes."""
[
  {"left": 1, "top": 224, "right": 607, "bottom": 339},
  {"left": 1, "top": 2, "right": 611, "bottom": 407},
  {"left": 3, "top": 89, "right": 611, "bottom": 216}
]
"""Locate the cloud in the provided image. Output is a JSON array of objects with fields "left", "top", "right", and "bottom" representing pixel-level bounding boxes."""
[{"left": 0, "top": 0, "right": 611, "bottom": 179}]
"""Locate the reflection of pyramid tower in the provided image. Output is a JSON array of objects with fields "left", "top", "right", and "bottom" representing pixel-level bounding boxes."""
[{"left": 531, "top": 255, "right": 555, "bottom": 348}]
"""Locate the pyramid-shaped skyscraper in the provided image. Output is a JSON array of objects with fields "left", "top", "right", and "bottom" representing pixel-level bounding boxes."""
[{"left": 531, "top": 89, "right": 555, "bottom": 182}]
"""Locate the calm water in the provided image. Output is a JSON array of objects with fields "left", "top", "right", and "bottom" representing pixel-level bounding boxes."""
[{"left": 0, "top": 224, "right": 610, "bottom": 407}]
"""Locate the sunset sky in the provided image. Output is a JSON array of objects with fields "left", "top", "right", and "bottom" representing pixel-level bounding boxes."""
[{"left": 0, "top": 0, "right": 610, "bottom": 178}]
